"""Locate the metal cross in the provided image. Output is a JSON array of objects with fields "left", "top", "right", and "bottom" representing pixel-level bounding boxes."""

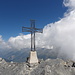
[{"left": 22, "top": 20, "right": 43, "bottom": 51}]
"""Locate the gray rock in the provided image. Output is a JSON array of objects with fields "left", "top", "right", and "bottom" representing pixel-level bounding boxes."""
[
  {"left": 31, "top": 58, "right": 75, "bottom": 75},
  {"left": 0, "top": 58, "right": 75, "bottom": 75}
]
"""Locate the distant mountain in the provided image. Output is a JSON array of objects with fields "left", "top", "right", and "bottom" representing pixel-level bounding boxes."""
[
  {"left": 0, "top": 48, "right": 60, "bottom": 62},
  {"left": 0, "top": 49, "right": 29, "bottom": 62},
  {"left": 0, "top": 47, "right": 69, "bottom": 63}
]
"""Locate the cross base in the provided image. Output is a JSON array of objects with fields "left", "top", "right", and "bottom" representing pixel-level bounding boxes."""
[{"left": 27, "top": 51, "right": 39, "bottom": 67}]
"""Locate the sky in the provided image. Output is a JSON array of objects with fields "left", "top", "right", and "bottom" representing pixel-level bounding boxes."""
[
  {"left": 1, "top": 0, "right": 75, "bottom": 61},
  {"left": 0, "top": 0, "right": 67, "bottom": 40}
]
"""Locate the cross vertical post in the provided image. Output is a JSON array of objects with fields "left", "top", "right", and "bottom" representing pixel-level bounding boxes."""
[{"left": 30, "top": 20, "right": 36, "bottom": 51}]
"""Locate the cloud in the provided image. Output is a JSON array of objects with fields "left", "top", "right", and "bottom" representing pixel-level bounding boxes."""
[
  {"left": 0, "top": 35, "right": 10, "bottom": 49},
  {"left": 8, "top": 34, "right": 31, "bottom": 50},
  {"left": 63, "top": 0, "right": 75, "bottom": 10},
  {"left": 0, "top": 0, "right": 75, "bottom": 60}
]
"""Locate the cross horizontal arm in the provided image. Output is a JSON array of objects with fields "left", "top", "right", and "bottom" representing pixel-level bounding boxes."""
[
  {"left": 22, "top": 30, "right": 32, "bottom": 32},
  {"left": 22, "top": 27, "right": 32, "bottom": 32},
  {"left": 22, "top": 27, "right": 32, "bottom": 29},
  {"left": 34, "top": 28, "right": 42, "bottom": 30},
  {"left": 35, "top": 29, "right": 43, "bottom": 33}
]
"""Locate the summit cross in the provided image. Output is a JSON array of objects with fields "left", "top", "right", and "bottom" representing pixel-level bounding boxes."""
[{"left": 22, "top": 20, "right": 43, "bottom": 51}]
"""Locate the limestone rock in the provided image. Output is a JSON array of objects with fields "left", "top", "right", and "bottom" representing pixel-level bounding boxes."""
[{"left": 0, "top": 58, "right": 75, "bottom": 75}]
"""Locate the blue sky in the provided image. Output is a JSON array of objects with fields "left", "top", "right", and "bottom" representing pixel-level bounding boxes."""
[{"left": 0, "top": 0, "right": 67, "bottom": 40}]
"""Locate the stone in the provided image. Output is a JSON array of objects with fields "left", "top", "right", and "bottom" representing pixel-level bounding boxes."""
[
  {"left": 0, "top": 58, "right": 75, "bottom": 75},
  {"left": 28, "top": 51, "right": 39, "bottom": 65}
]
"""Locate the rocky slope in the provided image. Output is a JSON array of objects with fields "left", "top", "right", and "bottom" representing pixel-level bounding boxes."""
[{"left": 0, "top": 58, "right": 75, "bottom": 75}]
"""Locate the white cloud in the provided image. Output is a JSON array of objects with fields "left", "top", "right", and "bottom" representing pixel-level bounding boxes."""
[
  {"left": 0, "top": 35, "right": 10, "bottom": 49},
  {"left": 63, "top": 0, "right": 75, "bottom": 10},
  {"left": 8, "top": 34, "right": 31, "bottom": 50}
]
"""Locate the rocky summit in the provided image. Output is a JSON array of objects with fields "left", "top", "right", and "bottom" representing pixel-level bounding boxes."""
[{"left": 0, "top": 58, "right": 75, "bottom": 75}]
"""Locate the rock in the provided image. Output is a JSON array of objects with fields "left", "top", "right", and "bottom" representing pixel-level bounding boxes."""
[
  {"left": 0, "top": 57, "right": 75, "bottom": 75},
  {"left": 31, "top": 58, "right": 75, "bottom": 75}
]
